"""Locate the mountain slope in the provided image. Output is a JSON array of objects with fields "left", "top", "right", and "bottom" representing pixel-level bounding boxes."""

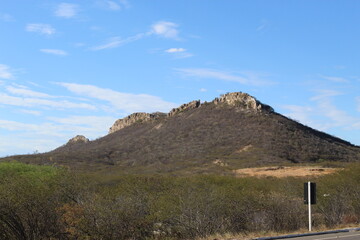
[{"left": 4, "top": 92, "right": 360, "bottom": 174}]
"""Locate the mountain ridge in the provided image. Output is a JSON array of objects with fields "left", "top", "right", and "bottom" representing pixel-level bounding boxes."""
[{"left": 2, "top": 92, "right": 360, "bottom": 174}]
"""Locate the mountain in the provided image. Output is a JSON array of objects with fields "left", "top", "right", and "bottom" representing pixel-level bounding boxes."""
[{"left": 3, "top": 92, "right": 360, "bottom": 174}]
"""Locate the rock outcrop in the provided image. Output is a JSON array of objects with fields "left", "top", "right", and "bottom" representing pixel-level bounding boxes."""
[
  {"left": 108, "top": 92, "right": 273, "bottom": 134},
  {"left": 168, "top": 100, "right": 201, "bottom": 117},
  {"left": 213, "top": 92, "right": 274, "bottom": 112},
  {"left": 67, "top": 135, "right": 89, "bottom": 144},
  {"left": 109, "top": 112, "right": 166, "bottom": 134}
]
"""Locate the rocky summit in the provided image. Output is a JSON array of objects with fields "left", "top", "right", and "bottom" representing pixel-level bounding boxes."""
[
  {"left": 3, "top": 92, "right": 360, "bottom": 174},
  {"left": 108, "top": 92, "right": 273, "bottom": 135},
  {"left": 67, "top": 135, "right": 89, "bottom": 144}
]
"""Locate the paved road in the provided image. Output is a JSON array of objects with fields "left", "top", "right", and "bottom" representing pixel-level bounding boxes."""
[{"left": 284, "top": 231, "right": 360, "bottom": 240}]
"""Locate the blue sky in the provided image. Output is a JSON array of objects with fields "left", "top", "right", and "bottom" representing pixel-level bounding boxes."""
[{"left": 1, "top": 0, "right": 360, "bottom": 156}]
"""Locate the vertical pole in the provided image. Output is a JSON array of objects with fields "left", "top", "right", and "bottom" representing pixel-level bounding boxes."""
[{"left": 308, "top": 181, "right": 312, "bottom": 232}]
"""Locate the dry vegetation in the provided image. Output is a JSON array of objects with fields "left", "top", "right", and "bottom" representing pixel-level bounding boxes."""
[
  {"left": 234, "top": 166, "right": 340, "bottom": 178},
  {"left": 0, "top": 161, "right": 359, "bottom": 240}
]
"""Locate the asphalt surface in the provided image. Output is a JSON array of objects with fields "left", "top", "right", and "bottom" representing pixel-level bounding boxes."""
[
  {"left": 254, "top": 228, "right": 360, "bottom": 240},
  {"left": 290, "top": 231, "right": 360, "bottom": 240}
]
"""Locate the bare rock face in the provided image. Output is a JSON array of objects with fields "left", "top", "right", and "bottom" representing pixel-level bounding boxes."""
[
  {"left": 109, "top": 112, "right": 166, "bottom": 134},
  {"left": 67, "top": 135, "right": 89, "bottom": 144},
  {"left": 213, "top": 92, "right": 274, "bottom": 112},
  {"left": 168, "top": 100, "right": 201, "bottom": 117}
]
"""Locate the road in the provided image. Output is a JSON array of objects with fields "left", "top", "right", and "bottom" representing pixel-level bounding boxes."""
[{"left": 284, "top": 231, "right": 360, "bottom": 240}]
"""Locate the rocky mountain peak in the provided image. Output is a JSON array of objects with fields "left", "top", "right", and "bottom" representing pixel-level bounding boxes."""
[
  {"left": 108, "top": 92, "right": 273, "bottom": 134},
  {"left": 67, "top": 135, "right": 89, "bottom": 144},
  {"left": 168, "top": 100, "right": 201, "bottom": 117},
  {"left": 213, "top": 92, "right": 274, "bottom": 112},
  {"left": 109, "top": 112, "right": 167, "bottom": 134}
]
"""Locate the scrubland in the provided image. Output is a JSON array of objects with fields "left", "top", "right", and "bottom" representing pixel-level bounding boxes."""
[{"left": 0, "top": 161, "right": 359, "bottom": 239}]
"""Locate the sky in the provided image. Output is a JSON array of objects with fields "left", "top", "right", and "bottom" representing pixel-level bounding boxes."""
[{"left": 1, "top": 0, "right": 360, "bottom": 156}]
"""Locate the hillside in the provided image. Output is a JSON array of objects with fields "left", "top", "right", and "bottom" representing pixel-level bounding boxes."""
[{"left": 3, "top": 92, "right": 360, "bottom": 174}]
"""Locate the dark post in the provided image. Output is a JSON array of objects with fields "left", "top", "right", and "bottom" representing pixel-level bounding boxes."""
[{"left": 304, "top": 182, "right": 316, "bottom": 205}]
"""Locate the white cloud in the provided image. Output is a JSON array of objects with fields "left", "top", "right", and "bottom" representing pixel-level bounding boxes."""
[
  {"left": 321, "top": 75, "right": 349, "bottom": 83},
  {"left": 165, "top": 48, "right": 193, "bottom": 59},
  {"left": 6, "top": 86, "right": 52, "bottom": 98},
  {"left": 91, "top": 33, "right": 146, "bottom": 50},
  {"left": 55, "top": 3, "right": 79, "bottom": 18},
  {"left": 0, "top": 115, "right": 118, "bottom": 156},
  {"left": 40, "top": 49, "right": 68, "bottom": 56},
  {"left": 0, "top": 64, "right": 14, "bottom": 79},
  {"left": 26, "top": 23, "right": 56, "bottom": 35},
  {"left": 0, "top": 135, "right": 61, "bottom": 155},
  {"left": 176, "top": 68, "right": 272, "bottom": 86},
  {"left": 165, "top": 48, "right": 186, "bottom": 53},
  {"left": 200, "top": 88, "right": 207, "bottom": 92},
  {"left": 58, "top": 82, "right": 177, "bottom": 113},
  {"left": 0, "top": 93, "right": 96, "bottom": 110},
  {"left": 151, "top": 21, "right": 179, "bottom": 39}
]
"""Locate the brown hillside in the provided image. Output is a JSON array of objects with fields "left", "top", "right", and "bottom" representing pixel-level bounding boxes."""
[{"left": 3, "top": 92, "right": 360, "bottom": 174}]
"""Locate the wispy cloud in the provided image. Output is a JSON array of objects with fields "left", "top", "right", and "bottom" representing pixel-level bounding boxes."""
[
  {"left": 119, "top": 0, "right": 130, "bottom": 8},
  {"left": 106, "top": 1, "right": 121, "bottom": 10},
  {"left": 58, "top": 82, "right": 177, "bottom": 113},
  {"left": 0, "top": 115, "right": 118, "bottom": 155},
  {"left": 91, "top": 33, "right": 147, "bottom": 50},
  {"left": 165, "top": 48, "right": 193, "bottom": 58},
  {"left": 91, "top": 20, "right": 181, "bottom": 51},
  {"left": 97, "top": 0, "right": 130, "bottom": 10},
  {"left": 256, "top": 19, "right": 270, "bottom": 32},
  {"left": 282, "top": 105, "right": 321, "bottom": 129},
  {"left": 315, "top": 98, "right": 355, "bottom": 127},
  {"left": 0, "top": 93, "right": 96, "bottom": 110},
  {"left": 200, "top": 88, "right": 207, "bottom": 92},
  {"left": 310, "top": 89, "right": 342, "bottom": 101},
  {"left": 0, "top": 13, "right": 14, "bottom": 22},
  {"left": 176, "top": 68, "right": 272, "bottom": 86},
  {"left": 6, "top": 86, "right": 52, "bottom": 98},
  {"left": 20, "top": 109, "right": 42, "bottom": 116},
  {"left": 356, "top": 97, "right": 360, "bottom": 112},
  {"left": 151, "top": 21, "right": 179, "bottom": 39},
  {"left": 55, "top": 3, "right": 79, "bottom": 18},
  {"left": 48, "top": 115, "right": 116, "bottom": 131},
  {"left": 40, "top": 49, "right": 68, "bottom": 56},
  {"left": 0, "top": 64, "right": 14, "bottom": 79},
  {"left": 321, "top": 75, "right": 349, "bottom": 83},
  {"left": 26, "top": 23, "right": 56, "bottom": 35},
  {"left": 283, "top": 90, "right": 359, "bottom": 132},
  {"left": 165, "top": 48, "right": 186, "bottom": 53}
]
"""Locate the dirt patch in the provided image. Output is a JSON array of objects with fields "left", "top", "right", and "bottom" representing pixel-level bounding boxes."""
[
  {"left": 234, "top": 166, "right": 340, "bottom": 178},
  {"left": 235, "top": 144, "right": 252, "bottom": 153}
]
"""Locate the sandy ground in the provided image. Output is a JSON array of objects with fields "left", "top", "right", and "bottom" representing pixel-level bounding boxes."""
[{"left": 234, "top": 166, "right": 340, "bottom": 178}]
